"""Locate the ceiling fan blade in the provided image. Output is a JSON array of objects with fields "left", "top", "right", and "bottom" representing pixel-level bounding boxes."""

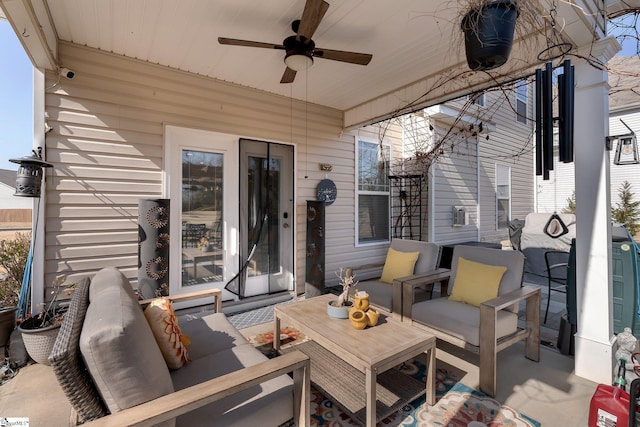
[
  {"left": 313, "top": 48, "right": 373, "bottom": 65},
  {"left": 218, "top": 37, "right": 284, "bottom": 50},
  {"left": 297, "top": 0, "right": 329, "bottom": 40},
  {"left": 280, "top": 67, "right": 297, "bottom": 84}
]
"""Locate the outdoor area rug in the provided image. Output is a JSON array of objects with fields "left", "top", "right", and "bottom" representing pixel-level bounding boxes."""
[
  {"left": 247, "top": 326, "right": 307, "bottom": 357},
  {"left": 418, "top": 382, "right": 541, "bottom": 427},
  {"left": 249, "top": 328, "right": 540, "bottom": 427}
]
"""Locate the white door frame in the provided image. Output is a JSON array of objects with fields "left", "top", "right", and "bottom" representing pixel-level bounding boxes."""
[
  {"left": 164, "top": 126, "right": 296, "bottom": 305},
  {"left": 165, "top": 125, "right": 239, "bottom": 300}
]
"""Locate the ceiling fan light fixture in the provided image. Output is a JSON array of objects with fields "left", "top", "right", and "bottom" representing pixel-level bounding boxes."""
[{"left": 285, "top": 52, "right": 313, "bottom": 71}]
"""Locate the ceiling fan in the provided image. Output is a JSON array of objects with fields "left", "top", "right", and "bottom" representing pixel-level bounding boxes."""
[{"left": 218, "top": 0, "right": 373, "bottom": 84}]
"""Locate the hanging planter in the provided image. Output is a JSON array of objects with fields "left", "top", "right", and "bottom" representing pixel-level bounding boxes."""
[{"left": 461, "top": 0, "right": 519, "bottom": 71}]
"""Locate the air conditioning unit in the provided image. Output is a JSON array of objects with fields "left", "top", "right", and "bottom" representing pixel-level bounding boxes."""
[{"left": 452, "top": 206, "right": 468, "bottom": 227}]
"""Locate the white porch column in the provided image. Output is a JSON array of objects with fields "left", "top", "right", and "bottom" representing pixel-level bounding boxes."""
[
  {"left": 31, "top": 66, "right": 46, "bottom": 311},
  {"left": 573, "top": 37, "right": 620, "bottom": 385}
]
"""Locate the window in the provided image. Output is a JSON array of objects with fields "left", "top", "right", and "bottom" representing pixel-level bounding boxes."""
[
  {"left": 516, "top": 82, "right": 527, "bottom": 124},
  {"left": 469, "top": 92, "right": 485, "bottom": 107},
  {"left": 357, "top": 140, "right": 390, "bottom": 244},
  {"left": 496, "top": 164, "right": 511, "bottom": 230}
]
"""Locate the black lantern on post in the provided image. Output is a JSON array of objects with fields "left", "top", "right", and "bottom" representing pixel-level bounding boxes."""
[{"left": 9, "top": 148, "right": 53, "bottom": 197}]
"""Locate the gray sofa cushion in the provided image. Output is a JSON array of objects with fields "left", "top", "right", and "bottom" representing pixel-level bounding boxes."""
[
  {"left": 412, "top": 298, "right": 518, "bottom": 347},
  {"left": 172, "top": 341, "right": 293, "bottom": 427},
  {"left": 88, "top": 266, "right": 138, "bottom": 303},
  {"left": 80, "top": 267, "right": 174, "bottom": 414},
  {"left": 179, "top": 312, "right": 250, "bottom": 361}
]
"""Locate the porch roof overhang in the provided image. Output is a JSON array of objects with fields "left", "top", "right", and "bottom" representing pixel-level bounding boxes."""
[{"left": 0, "top": 0, "right": 618, "bottom": 129}]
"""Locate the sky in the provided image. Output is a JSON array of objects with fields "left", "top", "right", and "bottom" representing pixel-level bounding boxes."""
[
  {"left": 0, "top": 19, "right": 33, "bottom": 172},
  {"left": 0, "top": 16, "right": 638, "bottom": 173}
]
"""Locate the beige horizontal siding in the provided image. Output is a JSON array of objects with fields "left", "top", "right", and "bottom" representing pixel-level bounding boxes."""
[{"left": 42, "top": 42, "right": 402, "bottom": 301}]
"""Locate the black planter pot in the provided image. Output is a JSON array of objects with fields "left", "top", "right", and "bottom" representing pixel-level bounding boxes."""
[
  {"left": 0, "top": 306, "right": 17, "bottom": 347},
  {"left": 461, "top": 0, "right": 519, "bottom": 71}
]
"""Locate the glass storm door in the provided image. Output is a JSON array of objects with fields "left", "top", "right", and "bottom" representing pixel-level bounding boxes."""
[
  {"left": 231, "top": 139, "right": 294, "bottom": 298},
  {"left": 166, "top": 127, "right": 238, "bottom": 299}
]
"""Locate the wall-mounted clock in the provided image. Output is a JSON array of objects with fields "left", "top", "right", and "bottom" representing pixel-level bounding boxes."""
[{"left": 316, "top": 179, "right": 337, "bottom": 205}]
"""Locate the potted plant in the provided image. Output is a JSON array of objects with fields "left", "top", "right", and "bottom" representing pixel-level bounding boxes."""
[
  {"left": 327, "top": 268, "right": 358, "bottom": 318},
  {"left": 0, "top": 232, "right": 31, "bottom": 348},
  {"left": 0, "top": 293, "right": 18, "bottom": 349},
  {"left": 460, "top": 0, "right": 520, "bottom": 71},
  {"left": 18, "top": 275, "right": 76, "bottom": 365}
]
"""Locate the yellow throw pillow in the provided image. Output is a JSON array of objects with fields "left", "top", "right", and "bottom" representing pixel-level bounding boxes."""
[
  {"left": 380, "top": 247, "right": 420, "bottom": 284},
  {"left": 448, "top": 257, "right": 507, "bottom": 307},
  {"left": 144, "top": 298, "right": 190, "bottom": 370}
]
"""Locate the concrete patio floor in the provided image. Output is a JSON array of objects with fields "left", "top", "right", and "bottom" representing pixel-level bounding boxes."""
[{"left": 0, "top": 280, "right": 596, "bottom": 426}]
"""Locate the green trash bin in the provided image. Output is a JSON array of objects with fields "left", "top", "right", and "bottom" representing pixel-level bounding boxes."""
[
  {"left": 612, "top": 238, "right": 639, "bottom": 335},
  {"left": 557, "top": 239, "right": 577, "bottom": 355},
  {"left": 559, "top": 229, "right": 640, "bottom": 355}
]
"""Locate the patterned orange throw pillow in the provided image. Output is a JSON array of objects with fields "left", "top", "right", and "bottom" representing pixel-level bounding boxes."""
[{"left": 144, "top": 298, "right": 190, "bottom": 370}]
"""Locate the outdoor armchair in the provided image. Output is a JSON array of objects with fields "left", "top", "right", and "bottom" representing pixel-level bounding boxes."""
[
  {"left": 401, "top": 245, "right": 540, "bottom": 397},
  {"left": 347, "top": 239, "right": 442, "bottom": 316}
]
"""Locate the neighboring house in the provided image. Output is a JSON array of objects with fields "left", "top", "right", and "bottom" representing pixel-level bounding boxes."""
[
  {"left": 0, "top": 169, "right": 32, "bottom": 223},
  {"left": 398, "top": 81, "right": 535, "bottom": 248},
  {"left": 536, "top": 56, "right": 640, "bottom": 217}
]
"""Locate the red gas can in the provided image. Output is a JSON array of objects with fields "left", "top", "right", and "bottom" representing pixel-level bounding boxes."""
[{"left": 588, "top": 384, "right": 630, "bottom": 427}]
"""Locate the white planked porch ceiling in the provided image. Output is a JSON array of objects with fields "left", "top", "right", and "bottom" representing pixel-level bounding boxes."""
[{"left": 1, "top": 0, "right": 613, "bottom": 127}]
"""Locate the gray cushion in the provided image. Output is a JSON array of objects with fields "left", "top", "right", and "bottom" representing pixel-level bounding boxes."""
[
  {"left": 357, "top": 279, "right": 393, "bottom": 311},
  {"left": 89, "top": 266, "right": 138, "bottom": 302},
  {"left": 390, "top": 239, "right": 440, "bottom": 274},
  {"left": 179, "top": 312, "right": 250, "bottom": 361},
  {"left": 172, "top": 345, "right": 293, "bottom": 427},
  {"left": 448, "top": 245, "right": 524, "bottom": 297},
  {"left": 357, "top": 279, "right": 432, "bottom": 312},
  {"left": 354, "top": 240, "right": 440, "bottom": 312},
  {"left": 80, "top": 267, "right": 174, "bottom": 414},
  {"left": 412, "top": 298, "right": 518, "bottom": 347}
]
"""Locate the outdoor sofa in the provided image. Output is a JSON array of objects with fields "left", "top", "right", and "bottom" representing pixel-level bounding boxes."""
[{"left": 48, "top": 267, "right": 310, "bottom": 426}]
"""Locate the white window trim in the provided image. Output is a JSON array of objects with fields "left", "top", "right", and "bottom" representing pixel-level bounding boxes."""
[
  {"left": 496, "top": 164, "right": 512, "bottom": 230},
  {"left": 516, "top": 83, "right": 528, "bottom": 124},
  {"left": 468, "top": 92, "right": 486, "bottom": 107},
  {"left": 355, "top": 138, "right": 392, "bottom": 247}
]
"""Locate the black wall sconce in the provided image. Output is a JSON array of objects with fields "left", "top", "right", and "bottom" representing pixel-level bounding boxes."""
[
  {"left": 607, "top": 119, "right": 639, "bottom": 166},
  {"left": 9, "top": 147, "right": 53, "bottom": 197}
]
